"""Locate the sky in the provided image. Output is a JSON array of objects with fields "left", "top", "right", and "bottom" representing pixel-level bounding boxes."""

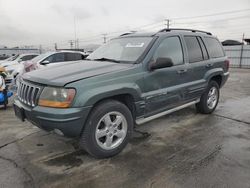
[{"left": 0, "top": 0, "right": 249, "bottom": 49}]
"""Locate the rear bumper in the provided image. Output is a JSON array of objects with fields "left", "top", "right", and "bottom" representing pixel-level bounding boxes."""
[
  {"left": 221, "top": 71, "right": 230, "bottom": 87},
  {"left": 14, "top": 99, "right": 92, "bottom": 137}
]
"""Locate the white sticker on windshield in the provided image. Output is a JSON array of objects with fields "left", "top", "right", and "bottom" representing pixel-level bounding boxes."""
[{"left": 126, "top": 43, "right": 145, "bottom": 48}]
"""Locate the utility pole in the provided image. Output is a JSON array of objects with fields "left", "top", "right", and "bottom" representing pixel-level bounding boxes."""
[
  {"left": 74, "top": 16, "right": 77, "bottom": 49},
  {"left": 164, "top": 19, "right": 171, "bottom": 29},
  {"left": 239, "top": 33, "right": 245, "bottom": 68},
  {"left": 76, "top": 39, "right": 79, "bottom": 49},
  {"left": 69, "top": 40, "right": 74, "bottom": 49},
  {"left": 102, "top": 34, "right": 107, "bottom": 44},
  {"left": 54, "top": 43, "right": 57, "bottom": 51},
  {"left": 39, "top": 45, "right": 42, "bottom": 54}
]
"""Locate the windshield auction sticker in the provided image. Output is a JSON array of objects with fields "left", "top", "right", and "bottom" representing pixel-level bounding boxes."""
[{"left": 125, "top": 43, "right": 145, "bottom": 48}]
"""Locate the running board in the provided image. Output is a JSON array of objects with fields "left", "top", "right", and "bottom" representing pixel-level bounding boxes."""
[{"left": 135, "top": 99, "right": 199, "bottom": 125}]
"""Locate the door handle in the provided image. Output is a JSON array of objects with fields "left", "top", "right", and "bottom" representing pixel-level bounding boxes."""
[
  {"left": 206, "top": 63, "right": 213, "bottom": 68},
  {"left": 177, "top": 69, "right": 187, "bottom": 74}
]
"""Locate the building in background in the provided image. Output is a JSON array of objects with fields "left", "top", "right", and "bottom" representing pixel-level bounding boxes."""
[{"left": 222, "top": 40, "right": 243, "bottom": 46}]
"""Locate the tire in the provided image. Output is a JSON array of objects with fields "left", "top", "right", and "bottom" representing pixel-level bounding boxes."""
[
  {"left": 80, "top": 100, "right": 134, "bottom": 158},
  {"left": 3, "top": 91, "right": 8, "bottom": 110},
  {"left": 196, "top": 81, "right": 220, "bottom": 114},
  {"left": 3, "top": 101, "right": 7, "bottom": 110}
]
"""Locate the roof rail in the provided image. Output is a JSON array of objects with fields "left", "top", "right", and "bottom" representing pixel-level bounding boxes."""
[
  {"left": 157, "top": 28, "right": 212, "bottom": 35},
  {"left": 120, "top": 31, "right": 137, "bottom": 36}
]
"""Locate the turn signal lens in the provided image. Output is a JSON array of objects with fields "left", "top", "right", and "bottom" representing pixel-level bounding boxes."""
[{"left": 38, "top": 87, "right": 76, "bottom": 108}]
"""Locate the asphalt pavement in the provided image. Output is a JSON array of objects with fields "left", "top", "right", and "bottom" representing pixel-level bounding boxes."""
[{"left": 0, "top": 68, "right": 250, "bottom": 188}]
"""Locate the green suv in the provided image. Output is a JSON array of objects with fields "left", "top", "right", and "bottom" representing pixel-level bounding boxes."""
[{"left": 14, "top": 29, "right": 229, "bottom": 158}]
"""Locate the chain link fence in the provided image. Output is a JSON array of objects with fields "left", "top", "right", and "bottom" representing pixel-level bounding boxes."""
[{"left": 224, "top": 45, "right": 250, "bottom": 68}]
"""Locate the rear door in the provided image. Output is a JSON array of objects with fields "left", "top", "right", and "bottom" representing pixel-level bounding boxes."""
[{"left": 183, "top": 36, "right": 209, "bottom": 101}]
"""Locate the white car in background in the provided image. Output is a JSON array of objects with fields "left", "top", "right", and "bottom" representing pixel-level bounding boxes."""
[
  {"left": 0, "top": 55, "right": 19, "bottom": 65},
  {"left": 23, "top": 51, "right": 88, "bottom": 72},
  {"left": 4, "top": 54, "right": 38, "bottom": 85},
  {"left": 1, "top": 54, "right": 38, "bottom": 68},
  {"left": 7, "top": 51, "right": 87, "bottom": 87}
]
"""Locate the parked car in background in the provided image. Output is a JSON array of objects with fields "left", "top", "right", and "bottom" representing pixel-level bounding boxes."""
[
  {"left": 0, "top": 55, "right": 19, "bottom": 65},
  {"left": 0, "top": 54, "right": 38, "bottom": 68},
  {"left": 0, "top": 55, "right": 10, "bottom": 61},
  {"left": 14, "top": 29, "right": 229, "bottom": 158},
  {"left": 3, "top": 54, "right": 38, "bottom": 85},
  {"left": 23, "top": 51, "right": 88, "bottom": 73}
]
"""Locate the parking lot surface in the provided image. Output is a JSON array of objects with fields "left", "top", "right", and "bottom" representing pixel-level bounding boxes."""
[{"left": 0, "top": 68, "right": 250, "bottom": 188}]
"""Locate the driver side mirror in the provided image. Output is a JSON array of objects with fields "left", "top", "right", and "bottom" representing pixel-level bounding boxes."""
[
  {"left": 149, "top": 57, "right": 174, "bottom": 71},
  {"left": 40, "top": 60, "right": 50, "bottom": 65}
]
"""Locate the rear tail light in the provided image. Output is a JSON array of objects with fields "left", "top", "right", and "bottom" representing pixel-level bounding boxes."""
[{"left": 225, "top": 59, "right": 230, "bottom": 71}]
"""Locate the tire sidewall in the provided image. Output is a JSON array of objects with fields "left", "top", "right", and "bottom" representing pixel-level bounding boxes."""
[
  {"left": 81, "top": 100, "right": 133, "bottom": 158},
  {"left": 203, "top": 81, "right": 220, "bottom": 113}
]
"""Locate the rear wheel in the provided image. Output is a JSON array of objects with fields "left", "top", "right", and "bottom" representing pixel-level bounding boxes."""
[
  {"left": 80, "top": 100, "right": 133, "bottom": 158},
  {"left": 196, "top": 81, "right": 219, "bottom": 114},
  {"left": 3, "top": 101, "right": 7, "bottom": 109}
]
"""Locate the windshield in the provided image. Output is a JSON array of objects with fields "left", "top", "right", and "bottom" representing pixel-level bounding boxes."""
[
  {"left": 88, "top": 37, "right": 153, "bottom": 63},
  {"left": 31, "top": 52, "right": 52, "bottom": 63},
  {"left": 7, "top": 55, "right": 19, "bottom": 61}
]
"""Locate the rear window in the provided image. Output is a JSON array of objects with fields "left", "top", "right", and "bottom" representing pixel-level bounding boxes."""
[
  {"left": 184, "top": 36, "right": 203, "bottom": 63},
  {"left": 204, "top": 37, "right": 225, "bottom": 58}
]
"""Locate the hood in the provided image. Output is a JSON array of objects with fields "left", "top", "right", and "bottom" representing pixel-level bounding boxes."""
[
  {"left": 22, "top": 60, "right": 133, "bottom": 86},
  {"left": 5, "top": 63, "right": 21, "bottom": 70},
  {"left": 1, "top": 61, "right": 18, "bottom": 67}
]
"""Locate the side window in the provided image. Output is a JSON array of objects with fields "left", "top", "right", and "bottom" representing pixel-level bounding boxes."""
[
  {"left": 184, "top": 36, "right": 203, "bottom": 63},
  {"left": 74, "top": 53, "right": 84, "bottom": 60},
  {"left": 43, "top": 55, "right": 53, "bottom": 63},
  {"left": 197, "top": 37, "right": 209, "bottom": 60},
  {"left": 42, "top": 53, "right": 65, "bottom": 63},
  {"left": 153, "top": 36, "right": 184, "bottom": 66},
  {"left": 204, "top": 37, "right": 225, "bottom": 58},
  {"left": 65, "top": 53, "right": 84, "bottom": 61},
  {"left": 20, "top": 55, "right": 37, "bottom": 61},
  {"left": 52, "top": 53, "right": 65, "bottom": 63}
]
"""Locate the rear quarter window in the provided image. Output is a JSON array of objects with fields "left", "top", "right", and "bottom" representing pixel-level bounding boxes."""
[
  {"left": 65, "top": 53, "right": 84, "bottom": 61},
  {"left": 204, "top": 37, "right": 225, "bottom": 58}
]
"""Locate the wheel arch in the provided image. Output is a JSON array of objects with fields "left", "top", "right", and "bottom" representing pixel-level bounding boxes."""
[
  {"left": 210, "top": 75, "right": 222, "bottom": 87},
  {"left": 205, "top": 68, "right": 224, "bottom": 88}
]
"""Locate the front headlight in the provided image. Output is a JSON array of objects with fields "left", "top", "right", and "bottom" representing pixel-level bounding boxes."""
[{"left": 38, "top": 87, "right": 76, "bottom": 108}]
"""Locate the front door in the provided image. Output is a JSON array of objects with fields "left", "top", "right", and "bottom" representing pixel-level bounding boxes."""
[{"left": 143, "top": 36, "right": 191, "bottom": 117}]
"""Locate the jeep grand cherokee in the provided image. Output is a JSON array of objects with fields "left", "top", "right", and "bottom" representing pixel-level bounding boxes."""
[{"left": 14, "top": 28, "right": 229, "bottom": 158}]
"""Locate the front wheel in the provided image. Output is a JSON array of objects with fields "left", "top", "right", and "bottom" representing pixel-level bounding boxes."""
[
  {"left": 80, "top": 100, "right": 133, "bottom": 158},
  {"left": 196, "top": 81, "right": 220, "bottom": 114}
]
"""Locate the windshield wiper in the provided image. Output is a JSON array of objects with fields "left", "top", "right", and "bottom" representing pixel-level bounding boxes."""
[{"left": 93, "top": 57, "right": 120, "bottom": 63}]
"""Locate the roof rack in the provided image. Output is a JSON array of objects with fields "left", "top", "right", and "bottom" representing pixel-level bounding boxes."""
[
  {"left": 157, "top": 28, "right": 212, "bottom": 35},
  {"left": 120, "top": 31, "right": 137, "bottom": 36}
]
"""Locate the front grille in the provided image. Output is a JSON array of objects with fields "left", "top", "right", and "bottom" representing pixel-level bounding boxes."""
[
  {"left": 17, "top": 81, "right": 41, "bottom": 107},
  {"left": 5, "top": 79, "right": 12, "bottom": 84}
]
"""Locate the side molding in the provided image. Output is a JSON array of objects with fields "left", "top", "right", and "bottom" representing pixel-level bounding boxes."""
[{"left": 136, "top": 99, "right": 200, "bottom": 125}]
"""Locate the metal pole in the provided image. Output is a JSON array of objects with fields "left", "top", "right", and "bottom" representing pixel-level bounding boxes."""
[
  {"left": 74, "top": 16, "right": 77, "bottom": 49},
  {"left": 239, "top": 33, "right": 244, "bottom": 68},
  {"left": 164, "top": 19, "right": 170, "bottom": 29}
]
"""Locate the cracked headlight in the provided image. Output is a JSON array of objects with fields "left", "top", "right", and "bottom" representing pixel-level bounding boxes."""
[{"left": 38, "top": 87, "right": 76, "bottom": 108}]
